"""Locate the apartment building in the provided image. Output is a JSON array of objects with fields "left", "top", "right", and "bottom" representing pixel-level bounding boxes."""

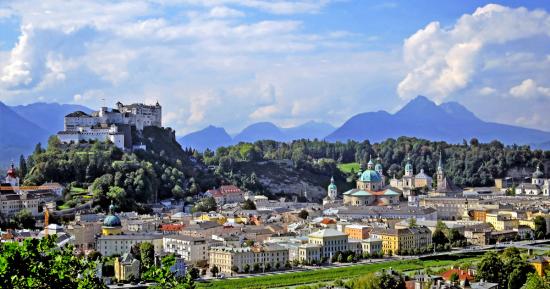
[{"left": 209, "top": 244, "right": 289, "bottom": 274}]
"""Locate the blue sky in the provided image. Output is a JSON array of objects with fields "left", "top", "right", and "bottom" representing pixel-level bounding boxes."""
[{"left": 1, "top": 0, "right": 550, "bottom": 135}]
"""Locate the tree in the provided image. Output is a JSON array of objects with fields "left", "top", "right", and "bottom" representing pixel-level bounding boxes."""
[
  {"left": 253, "top": 263, "right": 260, "bottom": 272},
  {"left": 192, "top": 197, "right": 217, "bottom": 213},
  {"left": 534, "top": 216, "right": 547, "bottom": 239},
  {"left": 243, "top": 264, "right": 250, "bottom": 273},
  {"left": 432, "top": 229, "right": 449, "bottom": 247},
  {"left": 11, "top": 209, "right": 35, "bottom": 229},
  {"left": 408, "top": 218, "right": 417, "bottom": 228},
  {"left": 210, "top": 265, "right": 219, "bottom": 277},
  {"left": 107, "top": 186, "right": 126, "bottom": 207},
  {"left": 449, "top": 272, "right": 459, "bottom": 284},
  {"left": 477, "top": 251, "right": 504, "bottom": 285},
  {"left": 188, "top": 267, "right": 200, "bottom": 280},
  {"left": 140, "top": 242, "right": 155, "bottom": 269},
  {"left": 522, "top": 273, "right": 550, "bottom": 289},
  {"left": 19, "top": 154, "right": 27, "bottom": 179},
  {"left": 241, "top": 199, "right": 256, "bottom": 210},
  {"left": 379, "top": 271, "right": 406, "bottom": 289},
  {"left": 0, "top": 235, "right": 106, "bottom": 289},
  {"left": 298, "top": 209, "right": 309, "bottom": 220},
  {"left": 231, "top": 265, "right": 239, "bottom": 273}
]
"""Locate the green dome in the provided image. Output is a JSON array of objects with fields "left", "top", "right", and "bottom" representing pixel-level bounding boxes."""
[
  {"left": 375, "top": 163, "right": 383, "bottom": 171},
  {"left": 103, "top": 215, "right": 121, "bottom": 227},
  {"left": 328, "top": 183, "right": 337, "bottom": 190},
  {"left": 359, "top": 169, "right": 382, "bottom": 182},
  {"left": 405, "top": 162, "right": 413, "bottom": 171}
]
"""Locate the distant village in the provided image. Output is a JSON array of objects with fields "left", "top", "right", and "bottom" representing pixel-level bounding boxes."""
[{"left": 1, "top": 102, "right": 550, "bottom": 289}]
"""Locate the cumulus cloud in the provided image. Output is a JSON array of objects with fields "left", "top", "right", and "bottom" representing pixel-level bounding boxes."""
[
  {"left": 509, "top": 79, "right": 550, "bottom": 99},
  {"left": 398, "top": 4, "right": 550, "bottom": 102}
]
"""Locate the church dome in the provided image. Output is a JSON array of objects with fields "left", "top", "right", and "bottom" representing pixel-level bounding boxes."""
[
  {"left": 359, "top": 169, "right": 382, "bottom": 182},
  {"left": 328, "top": 183, "right": 337, "bottom": 191},
  {"left": 405, "top": 162, "right": 413, "bottom": 171},
  {"left": 103, "top": 202, "right": 121, "bottom": 227},
  {"left": 375, "top": 163, "right": 383, "bottom": 171},
  {"left": 103, "top": 215, "right": 121, "bottom": 227}
]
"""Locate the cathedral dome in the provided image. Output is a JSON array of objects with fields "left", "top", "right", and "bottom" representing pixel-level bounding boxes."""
[
  {"left": 359, "top": 169, "right": 382, "bottom": 182},
  {"left": 405, "top": 162, "right": 413, "bottom": 172},
  {"left": 375, "top": 163, "right": 383, "bottom": 171},
  {"left": 103, "top": 202, "right": 121, "bottom": 227},
  {"left": 103, "top": 215, "right": 121, "bottom": 227},
  {"left": 328, "top": 183, "right": 337, "bottom": 191}
]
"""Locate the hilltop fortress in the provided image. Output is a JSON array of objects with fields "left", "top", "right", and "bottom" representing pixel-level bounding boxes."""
[{"left": 57, "top": 101, "right": 162, "bottom": 149}]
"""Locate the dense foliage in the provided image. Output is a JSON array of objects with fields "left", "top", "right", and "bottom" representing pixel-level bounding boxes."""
[
  {"left": 19, "top": 128, "right": 203, "bottom": 212},
  {"left": 477, "top": 248, "right": 535, "bottom": 289},
  {"left": 202, "top": 137, "right": 548, "bottom": 187},
  {"left": 0, "top": 235, "right": 106, "bottom": 289}
]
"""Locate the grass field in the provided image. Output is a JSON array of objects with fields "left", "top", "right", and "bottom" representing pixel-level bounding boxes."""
[
  {"left": 337, "top": 162, "right": 360, "bottom": 174},
  {"left": 198, "top": 253, "right": 482, "bottom": 289}
]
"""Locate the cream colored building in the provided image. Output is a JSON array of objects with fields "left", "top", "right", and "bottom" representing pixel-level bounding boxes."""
[
  {"left": 209, "top": 244, "right": 289, "bottom": 274},
  {"left": 163, "top": 235, "right": 209, "bottom": 264},
  {"left": 486, "top": 213, "right": 519, "bottom": 231},
  {"left": 114, "top": 253, "right": 140, "bottom": 281},
  {"left": 308, "top": 228, "right": 349, "bottom": 259},
  {"left": 361, "top": 237, "right": 383, "bottom": 255},
  {"left": 96, "top": 234, "right": 163, "bottom": 256},
  {"left": 297, "top": 243, "right": 322, "bottom": 263}
]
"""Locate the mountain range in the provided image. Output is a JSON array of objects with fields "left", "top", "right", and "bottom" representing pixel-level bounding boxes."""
[
  {"left": 178, "top": 96, "right": 550, "bottom": 151},
  {"left": 1, "top": 96, "right": 549, "bottom": 165},
  {"left": 0, "top": 101, "right": 92, "bottom": 165},
  {"left": 178, "top": 121, "right": 335, "bottom": 151}
]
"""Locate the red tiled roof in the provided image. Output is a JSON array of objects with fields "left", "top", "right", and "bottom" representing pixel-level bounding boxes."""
[
  {"left": 160, "top": 224, "right": 184, "bottom": 231},
  {"left": 441, "top": 269, "right": 474, "bottom": 281}
]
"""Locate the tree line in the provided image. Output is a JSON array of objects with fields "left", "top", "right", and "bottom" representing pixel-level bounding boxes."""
[{"left": 196, "top": 137, "right": 548, "bottom": 187}]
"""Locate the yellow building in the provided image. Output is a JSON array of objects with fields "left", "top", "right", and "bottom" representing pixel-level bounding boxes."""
[
  {"left": 114, "top": 253, "right": 140, "bottom": 281},
  {"left": 196, "top": 212, "right": 227, "bottom": 225},
  {"left": 530, "top": 256, "right": 550, "bottom": 277},
  {"left": 486, "top": 213, "right": 518, "bottom": 231},
  {"left": 370, "top": 226, "right": 431, "bottom": 255}
]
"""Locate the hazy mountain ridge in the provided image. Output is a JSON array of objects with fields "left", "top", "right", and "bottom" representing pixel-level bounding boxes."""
[
  {"left": 178, "top": 121, "right": 336, "bottom": 151},
  {"left": 0, "top": 102, "right": 93, "bottom": 165},
  {"left": 179, "top": 95, "right": 550, "bottom": 151},
  {"left": 0, "top": 102, "right": 50, "bottom": 165},
  {"left": 326, "top": 95, "right": 550, "bottom": 145},
  {"left": 10, "top": 102, "right": 93, "bottom": 135}
]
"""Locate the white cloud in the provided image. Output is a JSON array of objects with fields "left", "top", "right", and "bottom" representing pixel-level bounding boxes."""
[
  {"left": 478, "top": 86, "right": 496, "bottom": 96},
  {"left": 398, "top": 4, "right": 550, "bottom": 102},
  {"left": 171, "top": 0, "right": 332, "bottom": 15},
  {"left": 509, "top": 79, "right": 550, "bottom": 99},
  {"left": 208, "top": 6, "right": 244, "bottom": 18}
]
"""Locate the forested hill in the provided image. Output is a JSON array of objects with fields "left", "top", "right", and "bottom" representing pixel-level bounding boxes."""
[
  {"left": 200, "top": 137, "right": 549, "bottom": 188},
  {"left": 19, "top": 127, "right": 219, "bottom": 213}
]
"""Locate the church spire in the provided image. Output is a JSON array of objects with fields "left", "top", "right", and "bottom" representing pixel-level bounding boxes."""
[
  {"left": 367, "top": 154, "right": 374, "bottom": 170},
  {"left": 437, "top": 151, "right": 443, "bottom": 174}
]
